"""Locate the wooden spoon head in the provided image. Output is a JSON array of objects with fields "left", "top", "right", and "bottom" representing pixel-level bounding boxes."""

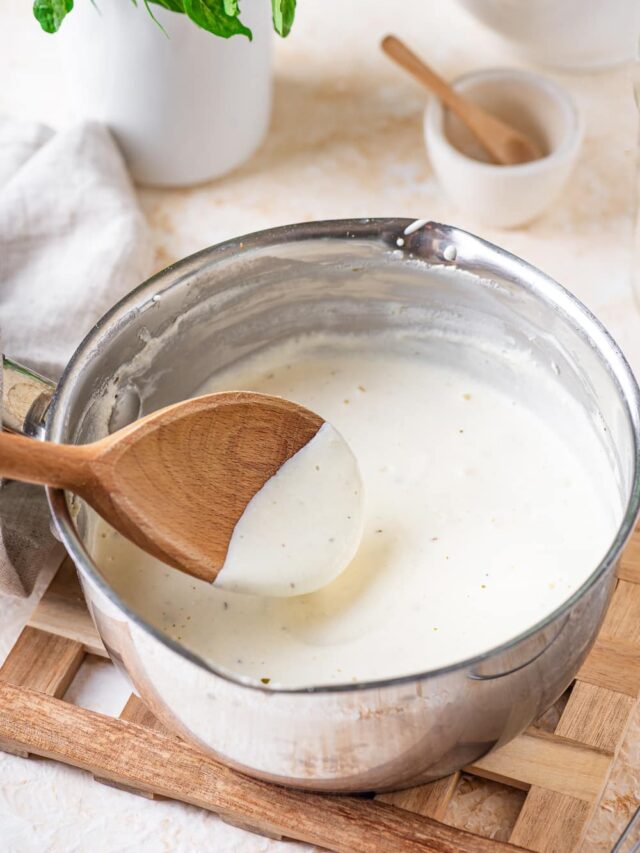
[
  {"left": 86, "top": 392, "right": 324, "bottom": 582},
  {"left": 493, "top": 130, "right": 544, "bottom": 166},
  {"left": 462, "top": 105, "right": 545, "bottom": 166}
]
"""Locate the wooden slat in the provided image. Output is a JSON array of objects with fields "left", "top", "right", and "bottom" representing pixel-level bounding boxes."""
[
  {"left": 508, "top": 701, "right": 630, "bottom": 853},
  {"left": 619, "top": 526, "right": 640, "bottom": 584},
  {"left": 119, "top": 694, "right": 172, "bottom": 734},
  {"left": 509, "top": 558, "right": 640, "bottom": 852},
  {"left": 94, "top": 694, "right": 175, "bottom": 798},
  {"left": 467, "top": 729, "right": 610, "bottom": 801},
  {"left": 116, "top": 695, "right": 283, "bottom": 837},
  {"left": 28, "top": 558, "right": 106, "bottom": 657},
  {"left": 509, "top": 689, "right": 638, "bottom": 852},
  {"left": 376, "top": 773, "right": 461, "bottom": 822},
  {"left": 0, "top": 681, "right": 523, "bottom": 853},
  {"left": 578, "top": 637, "right": 640, "bottom": 696},
  {"left": 510, "top": 681, "right": 637, "bottom": 851},
  {"left": 0, "top": 626, "right": 84, "bottom": 758},
  {"left": 509, "top": 789, "right": 591, "bottom": 853},
  {"left": 217, "top": 813, "right": 285, "bottom": 842},
  {"left": 0, "top": 627, "right": 84, "bottom": 698},
  {"left": 555, "top": 682, "right": 636, "bottom": 753},
  {"left": 600, "top": 580, "right": 640, "bottom": 645},
  {"left": 0, "top": 737, "right": 27, "bottom": 758}
]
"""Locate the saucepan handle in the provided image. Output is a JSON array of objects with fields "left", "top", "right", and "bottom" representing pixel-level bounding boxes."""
[{"left": 2, "top": 355, "right": 56, "bottom": 438}]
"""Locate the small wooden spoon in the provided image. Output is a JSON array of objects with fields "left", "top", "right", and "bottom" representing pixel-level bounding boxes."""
[
  {"left": 0, "top": 392, "right": 324, "bottom": 583},
  {"left": 381, "top": 35, "right": 543, "bottom": 166}
]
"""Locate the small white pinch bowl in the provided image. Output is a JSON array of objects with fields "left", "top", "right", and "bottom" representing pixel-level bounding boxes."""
[{"left": 424, "top": 68, "right": 583, "bottom": 229}]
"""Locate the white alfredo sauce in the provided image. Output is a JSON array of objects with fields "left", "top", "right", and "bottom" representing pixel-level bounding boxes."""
[
  {"left": 215, "top": 421, "right": 364, "bottom": 598},
  {"left": 91, "top": 333, "right": 619, "bottom": 688}
]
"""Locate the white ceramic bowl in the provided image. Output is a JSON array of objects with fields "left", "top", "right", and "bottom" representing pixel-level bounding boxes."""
[
  {"left": 455, "top": 0, "right": 639, "bottom": 71},
  {"left": 424, "top": 68, "right": 583, "bottom": 229}
]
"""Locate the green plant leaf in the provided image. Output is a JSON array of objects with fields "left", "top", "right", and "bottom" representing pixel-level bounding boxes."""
[
  {"left": 34, "top": 0, "right": 296, "bottom": 39},
  {"left": 150, "top": 0, "right": 185, "bottom": 12},
  {"left": 142, "top": 0, "right": 170, "bottom": 35},
  {"left": 271, "top": 0, "right": 295, "bottom": 37},
  {"left": 33, "top": 0, "right": 74, "bottom": 33},
  {"left": 183, "top": 0, "right": 251, "bottom": 38}
]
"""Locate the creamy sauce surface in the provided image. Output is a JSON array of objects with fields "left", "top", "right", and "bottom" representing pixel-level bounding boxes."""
[{"left": 92, "top": 335, "right": 617, "bottom": 688}]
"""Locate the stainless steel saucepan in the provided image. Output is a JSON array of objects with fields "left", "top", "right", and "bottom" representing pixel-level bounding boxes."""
[{"left": 3, "top": 219, "right": 639, "bottom": 792}]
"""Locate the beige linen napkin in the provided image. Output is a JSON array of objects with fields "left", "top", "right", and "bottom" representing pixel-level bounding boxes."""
[{"left": 0, "top": 117, "right": 152, "bottom": 596}]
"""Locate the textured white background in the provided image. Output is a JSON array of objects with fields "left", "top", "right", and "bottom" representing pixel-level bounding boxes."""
[{"left": 1, "top": 0, "right": 639, "bottom": 849}]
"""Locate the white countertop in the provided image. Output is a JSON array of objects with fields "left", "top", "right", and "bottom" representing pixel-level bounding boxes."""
[{"left": 1, "top": 0, "right": 639, "bottom": 849}]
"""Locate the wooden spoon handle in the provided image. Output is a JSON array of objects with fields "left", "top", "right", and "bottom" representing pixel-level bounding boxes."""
[
  {"left": 0, "top": 432, "right": 92, "bottom": 492},
  {"left": 381, "top": 35, "right": 471, "bottom": 118}
]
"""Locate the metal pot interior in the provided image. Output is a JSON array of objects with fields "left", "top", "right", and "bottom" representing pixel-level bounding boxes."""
[
  {"left": 43, "top": 219, "right": 640, "bottom": 790},
  {"left": 51, "top": 218, "right": 640, "bottom": 674},
  {"left": 54, "top": 220, "right": 637, "bottom": 541}
]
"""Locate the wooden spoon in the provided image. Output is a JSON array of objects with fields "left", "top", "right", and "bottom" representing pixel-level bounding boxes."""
[
  {"left": 0, "top": 392, "right": 325, "bottom": 583},
  {"left": 381, "top": 35, "right": 543, "bottom": 166}
]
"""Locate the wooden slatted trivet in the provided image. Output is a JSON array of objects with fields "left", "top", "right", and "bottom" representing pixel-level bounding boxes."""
[{"left": 1, "top": 522, "right": 639, "bottom": 852}]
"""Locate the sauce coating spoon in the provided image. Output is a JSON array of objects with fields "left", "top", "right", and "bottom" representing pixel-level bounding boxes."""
[{"left": 0, "top": 392, "right": 364, "bottom": 597}]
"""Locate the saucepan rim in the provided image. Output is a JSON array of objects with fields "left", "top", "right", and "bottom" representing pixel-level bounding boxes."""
[{"left": 46, "top": 218, "right": 640, "bottom": 695}]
